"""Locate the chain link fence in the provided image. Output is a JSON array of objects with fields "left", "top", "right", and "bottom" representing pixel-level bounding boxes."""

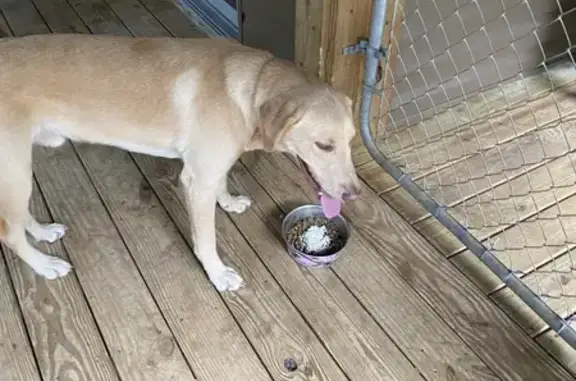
[{"left": 361, "top": 0, "right": 576, "bottom": 348}]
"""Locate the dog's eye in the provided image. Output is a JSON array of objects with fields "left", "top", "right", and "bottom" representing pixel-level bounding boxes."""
[{"left": 315, "top": 141, "right": 334, "bottom": 152}]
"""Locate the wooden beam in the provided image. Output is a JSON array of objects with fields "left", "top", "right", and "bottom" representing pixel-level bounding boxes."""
[
  {"left": 295, "top": 0, "right": 370, "bottom": 101},
  {"left": 295, "top": 0, "right": 405, "bottom": 164},
  {"left": 294, "top": 0, "right": 323, "bottom": 76},
  {"left": 322, "top": 0, "right": 372, "bottom": 113},
  {"left": 295, "top": 0, "right": 404, "bottom": 109}
]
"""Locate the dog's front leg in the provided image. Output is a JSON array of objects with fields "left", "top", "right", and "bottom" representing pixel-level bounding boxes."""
[{"left": 180, "top": 166, "right": 245, "bottom": 292}]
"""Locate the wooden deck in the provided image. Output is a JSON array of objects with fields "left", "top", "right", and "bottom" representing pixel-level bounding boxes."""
[{"left": 0, "top": 0, "right": 574, "bottom": 380}]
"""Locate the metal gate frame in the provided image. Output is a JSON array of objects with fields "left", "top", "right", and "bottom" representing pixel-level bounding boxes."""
[{"left": 357, "top": 0, "right": 576, "bottom": 349}]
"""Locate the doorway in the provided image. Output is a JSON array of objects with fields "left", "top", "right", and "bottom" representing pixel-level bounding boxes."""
[
  {"left": 174, "top": 0, "right": 294, "bottom": 62},
  {"left": 175, "top": 0, "right": 240, "bottom": 38}
]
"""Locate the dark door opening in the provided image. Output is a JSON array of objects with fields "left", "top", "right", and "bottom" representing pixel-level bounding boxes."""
[
  {"left": 175, "top": 0, "right": 239, "bottom": 38},
  {"left": 174, "top": 0, "right": 294, "bottom": 62}
]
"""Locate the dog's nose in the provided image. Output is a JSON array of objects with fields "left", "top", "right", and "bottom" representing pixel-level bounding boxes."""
[{"left": 342, "top": 184, "right": 361, "bottom": 201}]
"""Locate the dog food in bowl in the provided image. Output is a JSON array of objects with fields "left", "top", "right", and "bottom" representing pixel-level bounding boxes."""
[
  {"left": 281, "top": 204, "right": 350, "bottom": 267},
  {"left": 286, "top": 216, "right": 346, "bottom": 256}
]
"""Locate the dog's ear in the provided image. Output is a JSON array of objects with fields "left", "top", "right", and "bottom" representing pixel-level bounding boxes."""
[{"left": 257, "top": 93, "right": 302, "bottom": 151}]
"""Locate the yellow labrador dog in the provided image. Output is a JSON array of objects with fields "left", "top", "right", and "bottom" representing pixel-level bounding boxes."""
[{"left": 0, "top": 34, "right": 360, "bottom": 292}]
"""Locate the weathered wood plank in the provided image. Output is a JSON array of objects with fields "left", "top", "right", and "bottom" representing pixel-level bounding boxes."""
[
  {"left": 535, "top": 326, "right": 576, "bottom": 377},
  {"left": 243, "top": 151, "right": 575, "bottom": 381},
  {"left": 514, "top": 242, "right": 576, "bottom": 323},
  {"left": 339, "top": 156, "right": 576, "bottom": 374},
  {"left": 0, "top": 0, "right": 47, "bottom": 35},
  {"left": 394, "top": 210, "right": 576, "bottom": 381},
  {"left": 386, "top": 191, "right": 576, "bottom": 373},
  {"left": 0, "top": 5, "right": 117, "bottom": 381},
  {"left": 222, "top": 163, "right": 425, "bottom": 381},
  {"left": 26, "top": 2, "right": 271, "bottom": 378},
  {"left": 380, "top": 134, "right": 558, "bottom": 221},
  {"left": 0, "top": 252, "right": 41, "bottom": 381},
  {"left": 415, "top": 198, "right": 576, "bottom": 303},
  {"left": 294, "top": 0, "right": 322, "bottom": 76},
  {"left": 68, "top": 3, "right": 351, "bottom": 378},
  {"left": 447, "top": 250, "right": 551, "bottom": 338},
  {"left": 104, "top": 0, "right": 169, "bottom": 36},
  {"left": 0, "top": 5, "right": 12, "bottom": 36},
  {"left": 74, "top": 144, "right": 277, "bottom": 381},
  {"left": 5, "top": 181, "right": 120, "bottom": 381},
  {"left": 133, "top": 153, "right": 349, "bottom": 381},
  {"left": 66, "top": 0, "right": 130, "bottom": 35},
  {"left": 34, "top": 142, "right": 197, "bottom": 381},
  {"left": 30, "top": 0, "right": 87, "bottom": 33},
  {"left": 136, "top": 0, "right": 205, "bottom": 37},
  {"left": 352, "top": 143, "right": 372, "bottom": 168},
  {"left": 240, "top": 154, "right": 500, "bottom": 381},
  {"left": 2, "top": 3, "right": 197, "bottom": 379}
]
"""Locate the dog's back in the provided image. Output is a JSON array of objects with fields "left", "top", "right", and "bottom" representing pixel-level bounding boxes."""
[{"left": 0, "top": 34, "right": 271, "bottom": 151}]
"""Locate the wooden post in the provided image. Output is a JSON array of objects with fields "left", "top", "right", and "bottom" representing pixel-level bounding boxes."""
[
  {"left": 295, "top": 0, "right": 405, "bottom": 167},
  {"left": 295, "top": 0, "right": 371, "bottom": 105},
  {"left": 294, "top": 0, "right": 323, "bottom": 77}
]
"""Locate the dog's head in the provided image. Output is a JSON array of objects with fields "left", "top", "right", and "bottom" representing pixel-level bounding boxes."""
[{"left": 257, "top": 85, "right": 361, "bottom": 210}]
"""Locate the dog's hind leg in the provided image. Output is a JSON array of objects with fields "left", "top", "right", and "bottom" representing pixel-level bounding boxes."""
[
  {"left": 0, "top": 132, "right": 71, "bottom": 279},
  {"left": 1, "top": 218, "right": 71, "bottom": 279},
  {"left": 29, "top": 129, "right": 70, "bottom": 242}
]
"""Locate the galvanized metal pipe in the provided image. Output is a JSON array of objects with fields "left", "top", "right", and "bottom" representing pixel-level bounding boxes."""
[{"left": 359, "top": 0, "right": 576, "bottom": 348}]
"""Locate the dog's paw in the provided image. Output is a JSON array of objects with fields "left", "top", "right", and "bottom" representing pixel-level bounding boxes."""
[
  {"left": 32, "top": 223, "right": 68, "bottom": 243},
  {"left": 31, "top": 254, "right": 72, "bottom": 280},
  {"left": 218, "top": 195, "right": 252, "bottom": 214},
  {"left": 209, "top": 266, "right": 245, "bottom": 292}
]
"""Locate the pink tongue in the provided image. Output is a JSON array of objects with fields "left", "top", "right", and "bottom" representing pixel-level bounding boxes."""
[{"left": 320, "top": 192, "right": 342, "bottom": 218}]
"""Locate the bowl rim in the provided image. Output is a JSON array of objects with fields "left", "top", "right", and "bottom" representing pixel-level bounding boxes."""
[{"left": 281, "top": 204, "right": 350, "bottom": 258}]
